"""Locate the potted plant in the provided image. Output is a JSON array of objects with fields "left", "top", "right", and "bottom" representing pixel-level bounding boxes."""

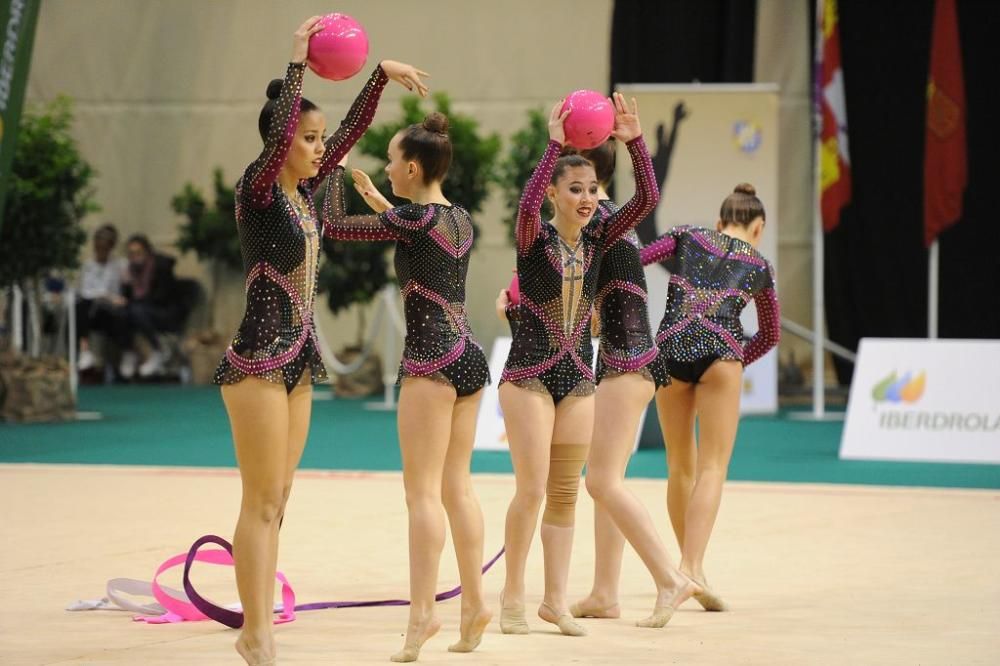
[
  {"left": 170, "top": 168, "right": 241, "bottom": 383},
  {"left": 346, "top": 92, "right": 501, "bottom": 234},
  {"left": 496, "top": 107, "right": 551, "bottom": 246},
  {"left": 0, "top": 96, "right": 98, "bottom": 421}
]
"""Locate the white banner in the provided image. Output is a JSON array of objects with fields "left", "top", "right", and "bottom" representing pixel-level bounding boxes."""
[
  {"left": 475, "top": 336, "right": 513, "bottom": 451},
  {"left": 840, "top": 338, "right": 1000, "bottom": 464}
]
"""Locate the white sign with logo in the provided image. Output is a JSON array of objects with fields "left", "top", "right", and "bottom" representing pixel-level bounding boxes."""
[{"left": 840, "top": 338, "right": 1000, "bottom": 464}]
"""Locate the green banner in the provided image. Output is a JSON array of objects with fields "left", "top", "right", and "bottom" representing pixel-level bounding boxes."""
[{"left": 0, "top": 0, "right": 41, "bottom": 234}]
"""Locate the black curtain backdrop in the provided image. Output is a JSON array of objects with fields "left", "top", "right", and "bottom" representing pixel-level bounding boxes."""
[
  {"left": 826, "top": 0, "right": 1000, "bottom": 383},
  {"left": 612, "top": 0, "right": 1000, "bottom": 387},
  {"left": 611, "top": 0, "right": 756, "bottom": 86},
  {"left": 610, "top": 0, "right": 757, "bottom": 264}
]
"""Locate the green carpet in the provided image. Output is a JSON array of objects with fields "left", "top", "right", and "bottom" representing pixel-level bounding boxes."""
[{"left": 1, "top": 385, "right": 998, "bottom": 489}]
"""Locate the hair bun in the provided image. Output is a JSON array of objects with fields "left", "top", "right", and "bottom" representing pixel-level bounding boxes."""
[
  {"left": 559, "top": 145, "right": 580, "bottom": 157},
  {"left": 421, "top": 112, "right": 450, "bottom": 135},
  {"left": 734, "top": 182, "right": 756, "bottom": 196},
  {"left": 266, "top": 79, "right": 283, "bottom": 100}
]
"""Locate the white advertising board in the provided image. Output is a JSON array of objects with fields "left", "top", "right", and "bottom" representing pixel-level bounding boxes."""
[{"left": 840, "top": 338, "right": 1000, "bottom": 464}]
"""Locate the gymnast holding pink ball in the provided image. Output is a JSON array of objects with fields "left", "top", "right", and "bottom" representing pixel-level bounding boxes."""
[{"left": 216, "top": 15, "right": 428, "bottom": 666}]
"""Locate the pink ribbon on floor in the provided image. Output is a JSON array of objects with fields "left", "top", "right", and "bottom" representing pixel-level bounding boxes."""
[{"left": 123, "top": 534, "right": 505, "bottom": 629}]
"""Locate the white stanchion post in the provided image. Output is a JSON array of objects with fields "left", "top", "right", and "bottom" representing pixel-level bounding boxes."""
[
  {"left": 365, "top": 284, "right": 403, "bottom": 411},
  {"left": 812, "top": 166, "right": 826, "bottom": 419},
  {"left": 311, "top": 316, "right": 336, "bottom": 402},
  {"left": 67, "top": 288, "right": 78, "bottom": 399},
  {"left": 12, "top": 285, "right": 23, "bottom": 353},
  {"left": 67, "top": 287, "right": 102, "bottom": 421},
  {"left": 928, "top": 240, "right": 939, "bottom": 339},
  {"left": 811, "top": 0, "right": 826, "bottom": 420},
  {"left": 788, "top": 0, "right": 843, "bottom": 423}
]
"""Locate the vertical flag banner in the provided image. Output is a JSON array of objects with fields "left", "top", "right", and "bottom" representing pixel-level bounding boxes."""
[
  {"left": 0, "top": 0, "right": 42, "bottom": 234},
  {"left": 817, "top": 0, "right": 851, "bottom": 232},
  {"left": 923, "top": 0, "right": 966, "bottom": 247}
]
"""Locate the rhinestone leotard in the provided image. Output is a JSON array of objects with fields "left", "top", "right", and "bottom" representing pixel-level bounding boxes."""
[
  {"left": 640, "top": 225, "right": 780, "bottom": 368},
  {"left": 321, "top": 170, "right": 490, "bottom": 397},
  {"left": 215, "top": 64, "right": 389, "bottom": 392},
  {"left": 500, "top": 138, "right": 658, "bottom": 402},
  {"left": 592, "top": 199, "right": 668, "bottom": 387}
]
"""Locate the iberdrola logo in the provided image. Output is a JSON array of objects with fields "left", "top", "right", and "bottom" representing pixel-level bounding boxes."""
[{"left": 872, "top": 371, "right": 926, "bottom": 404}]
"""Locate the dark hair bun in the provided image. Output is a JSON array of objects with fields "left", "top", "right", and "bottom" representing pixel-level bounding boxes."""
[
  {"left": 559, "top": 145, "right": 580, "bottom": 157},
  {"left": 421, "top": 112, "right": 449, "bottom": 135},
  {"left": 266, "top": 79, "right": 283, "bottom": 100},
  {"left": 734, "top": 182, "right": 756, "bottom": 196}
]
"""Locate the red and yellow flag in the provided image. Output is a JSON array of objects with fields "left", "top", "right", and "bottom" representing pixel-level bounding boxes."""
[
  {"left": 818, "top": 0, "right": 851, "bottom": 232},
  {"left": 924, "top": 0, "right": 967, "bottom": 247}
]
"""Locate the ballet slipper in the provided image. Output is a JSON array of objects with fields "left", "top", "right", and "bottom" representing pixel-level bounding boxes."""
[
  {"left": 635, "top": 605, "right": 676, "bottom": 628},
  {"left": 691, "top": 578, "right": 729, "bottom": 612},
  {"left": 499, "top": 591, "right": 530, "bottom": 635},
  {"left": 538, "top": 601, "right": 587, "bottom": 637},
  {"left": 636, "top": 577, "right": 698, "bottom": 628},
  {"left": 235, "top": 637, "right": 275, "bottom": 665},
  {"left": 448, "top": 607, "right": 493, "bottom": 653},
  {"left": 569, "top": 599, "right": 621, "bottom": 619},
  {"left": 390, "top": 616, "right": 441, "bottom": 663}
]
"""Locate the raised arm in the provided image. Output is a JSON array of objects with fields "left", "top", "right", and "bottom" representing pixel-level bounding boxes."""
[
  {"left": 602, "top": 93, "right": 658, "bottom": 244},
  {"left": 245, "top": 62, "right": 306, "bottom": 209},
  {"left": 516, "top": 140, "right": 560, "bottom": 254},
  {"left": 244, "top": 18, "right": 324, "bottom": 209},
  {"left": 308, "top": 60, "right": 430, "bottom": 191},
  {"left": 308, "top": 65, "right": 389, "bottom": 189},
  {"left": 516, "top": 102, "right": 569, "bottom": 255},
  {"left": 321, "top": 166, "right": 404, "bottom": 241},
  {"left": 639, "top": 231, "right": 677, "bottom": 266},
  {"left": 350, "top": 168, "right": 393, "bottom": 213},
  {"left": 743, "top": 277, "right": 781, "bottom": 366}
]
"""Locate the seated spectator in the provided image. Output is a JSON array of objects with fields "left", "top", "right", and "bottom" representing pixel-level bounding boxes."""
[
  {"left": 76, "top": 224, "right": 127, "bottom": 372},
  {"left": 118, "top": 234, "right": 180, "bottom": 378}
]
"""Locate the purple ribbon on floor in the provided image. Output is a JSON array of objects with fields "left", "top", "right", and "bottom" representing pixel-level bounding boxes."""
[{"left": 182, "top": 534, "right": 506, "bottom": 629}]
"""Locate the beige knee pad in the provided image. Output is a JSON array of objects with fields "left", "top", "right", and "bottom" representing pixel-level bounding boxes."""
[{"left": 542, "top": 442, "right": 590, "bottom": 527}]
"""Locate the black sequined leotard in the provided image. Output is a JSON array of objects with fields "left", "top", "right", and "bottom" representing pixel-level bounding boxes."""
[
  {"left": 215, "top": 63, "right": 389, "bottom": 393},
  {"left": 322, "top": 169, "right": 490, "bottom": 397},
  {"left": 640, "top": 225, "right": 780, "bottom": 372},
  {"left": 593, "top": 199, "right": 668, "bottom": 387},
  {"left": 500, "top": 138, "right": 658, "bottom": 402}
]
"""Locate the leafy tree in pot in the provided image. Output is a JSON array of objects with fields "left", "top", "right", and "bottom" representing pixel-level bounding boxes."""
[
  {"left": 496, "top": 107, "right": 551, "bottom": 246},
  {"left": 172, "top": 168, "right": 241, "bottom": 331},
  {"left": 0, "top": 96, "right": 98, "bottom": 357}
]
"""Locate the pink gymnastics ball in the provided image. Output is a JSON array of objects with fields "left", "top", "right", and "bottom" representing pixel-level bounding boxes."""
[
  {"left": 560, "top": 90, "right": 615, "bottom": 149},
  {"left": 307, "top": 13, "right": 369, "bottom": 81},
  {"left": 507, "top": 274, "right": 520, "bottom": 306}
]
